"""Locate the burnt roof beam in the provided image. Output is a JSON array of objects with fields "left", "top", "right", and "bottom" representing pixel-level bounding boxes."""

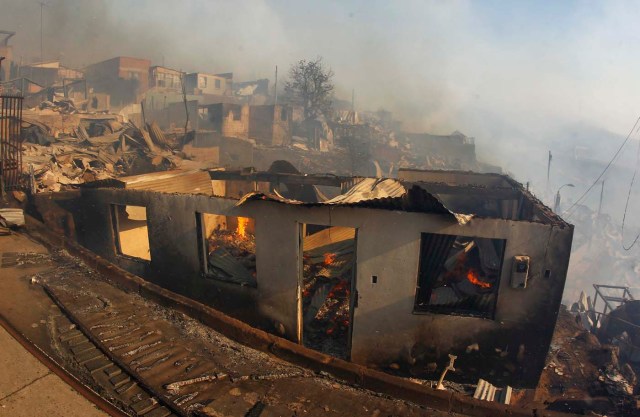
[
  {"left": 207, "top": 170, "right": 347, "bottom": 187},
  {"left": 416, "top": 183, "right": 522, "bottom": 200}
]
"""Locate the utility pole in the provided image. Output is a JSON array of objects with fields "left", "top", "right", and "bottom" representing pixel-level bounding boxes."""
[
  {"left": 351, "top": 89, "right": 355, "bottom": 111},
  {"left": 597, "top": 180, "right": 605, "bottom": 218},
  {"left": 0, "top": 57, "right": 4, "bottom": 93},
  {"left": 589, "top": 179, "right": 606, "bottom": 250},
  {"left": 38, "top": 1, "right": 48, "bottom": 63},
  {"left": 274, "top": 65, "right": 278, "bottom": 105},
  {"left": 554, "top": 183, "right": 574, "bottom": 213},
  {"left": 546, "top": 150, "right": 552, "bottom": 191}
]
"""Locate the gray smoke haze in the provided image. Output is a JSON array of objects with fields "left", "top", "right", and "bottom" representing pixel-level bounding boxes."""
[{"left": 2, "top": 0, "right": 640, "bottom": 228}]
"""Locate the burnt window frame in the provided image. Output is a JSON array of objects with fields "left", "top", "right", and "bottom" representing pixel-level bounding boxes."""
[
  {"left": 110, "top": 204, "right": 152, "bottom": 263},
  {"left": 195, "top": 212, "right": 258, "bottom": 288},
  {"left": 413, "top": 232, "right": 506, "bottom": 319}
]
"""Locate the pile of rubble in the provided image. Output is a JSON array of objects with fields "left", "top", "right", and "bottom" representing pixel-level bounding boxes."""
[
  {"left": 301, "top": 226, "right": 356, "bottom": 359},
  {"left": 38, "top": 98, "right": 80, "bottom": 114},
  {"left": 534, "top": 303, "right": 640, "bottom": 416},
  {"left": 21, "top": 115, "right": 182, "bottom": 192},
  {"left": 206, "top": 223, "right": 257, "bottom": 286}
]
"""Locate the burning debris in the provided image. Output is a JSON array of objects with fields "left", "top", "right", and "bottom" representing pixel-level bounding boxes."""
[
  {"left": 415, "top": 235, "right": 503, "bottom": 318},
  {"left": 536, "top": 286, "right": 640, "bottom": 416},
  {"left": 205, "top": 216, "right": 257, "bottom": 286},
  {"left": 301, "top": 226, "right": 356, "bottom": 359}
]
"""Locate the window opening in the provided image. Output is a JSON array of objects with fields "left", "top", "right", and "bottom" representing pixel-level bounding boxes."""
[
  {"left": 197, "top": 213, "right": 256, "bottom": 287},
  {"left": 111, "top": 205, "right": 151, "bottom": 261},
  {"left": 415, "top": 233, "right": 505, "bottom": 318}
]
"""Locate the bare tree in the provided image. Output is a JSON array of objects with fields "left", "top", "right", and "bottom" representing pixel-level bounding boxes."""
[{"left": 284, "top": 57, "right": 334, "bottom": 121}]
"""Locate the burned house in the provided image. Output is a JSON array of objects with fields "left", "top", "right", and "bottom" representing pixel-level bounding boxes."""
[
  {"left": 182, "top": 132, "right": 254, "bottom": 168},
  {"left": 233, "top": 78, "right": 270, "bottom": 104},
  {"left": 152, "top": 99, "right": 199, "bottom": 131},
  {"left": 13, "top": 60, "right": 94, "bottom": 108},
  {"left": 18, "top": 60, "right": 84, "bottom": 88},
  {"left": 0, "top": 30, "right": 16, "bottom": 82},
  {"left": 41, "top": 168, "right": 573, "bottom": 389},
  {"left": 84, "top": 56, "right": 151, "bottom": 107},
  {"left": 403, "top": 131, "right": 477, "bottom": 169},
  {"left": 198, "top": 103, "right": 249, "bottom": 139},
  {"left": 184, "top": 72, "right": 232, "bottom": 96},
  {"left": 148, "top": 65, "right": 183, "bottom": 91},
  {"left": 248, "top": 104, "right": 292, "bottom": 146}
]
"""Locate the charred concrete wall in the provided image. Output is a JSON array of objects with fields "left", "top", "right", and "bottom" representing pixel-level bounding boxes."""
[
  {"left": 148, "top": 66, "right": 182, "bottom": 90},
  {"left": 248, "top": 105, "right": 291, "bottom": 147},
  {"left": 184, "top": 73, "right": 232, "bottom": 96},
  {"left": 404, "top": 133, "right": 476, "bottom": 167},
  {"left": 162, "top": 100, "right": 199, "bottom": 131},
  {"left": 182, "top": 132, "right": 253, "bottom": 168},
  {"left": 84, "top": 57, "right": 150, "bottom": 107},
  {"left": 59, "top": 188, "right": 572, "bottom": 388},
  {"left": 199, "top": 103, "right": 249, "bottom": 140}
]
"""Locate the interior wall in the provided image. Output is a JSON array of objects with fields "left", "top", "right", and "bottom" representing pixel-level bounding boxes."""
[{"left": 248, "top": 105, "right": 275, "bottom": 146}]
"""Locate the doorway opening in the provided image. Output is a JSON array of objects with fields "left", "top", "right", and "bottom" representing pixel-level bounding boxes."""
[{"left": 299, "top": 224, "right": 357, "bottom": 359}]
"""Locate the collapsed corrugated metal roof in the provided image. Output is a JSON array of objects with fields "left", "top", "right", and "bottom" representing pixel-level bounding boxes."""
[
  {"left": 237, "top": 178, "right": 473, "bottom": 225},
  {"left": 83, "top": 169, "right": 214, "bottom": 195}
]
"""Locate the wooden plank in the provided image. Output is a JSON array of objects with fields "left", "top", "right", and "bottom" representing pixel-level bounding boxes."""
[
  {"left": 208, "top": 171, "right": 347, "bottom": 187},
  {"left": 303, "top": 227, "right": 355, "bottom": 252},
  {"left": 140, "top": 128, "right": 158, "bottom": 153}
]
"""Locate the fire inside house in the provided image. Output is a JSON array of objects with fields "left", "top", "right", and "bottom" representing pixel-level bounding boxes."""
[
  {"left": 3, "top": 4, "right": 639, "bottom": 415},
  {"left": 30, "top": 168, "right": 573, "bottom": 392}
]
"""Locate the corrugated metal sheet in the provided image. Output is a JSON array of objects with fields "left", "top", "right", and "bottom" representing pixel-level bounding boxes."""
[
  {"left": 236, "top": 178, "right": 472, "bottom": 225},
  {"left": 325, "top": 178, "right": 405, "bottom": 204},
  {"left": 118, "top": 169, "right": 214, "bottom": 195}
]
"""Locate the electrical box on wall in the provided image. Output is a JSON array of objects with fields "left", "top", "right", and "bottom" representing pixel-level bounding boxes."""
[{"left": 510, "top": 256, "right": 530, "bottom": 288}]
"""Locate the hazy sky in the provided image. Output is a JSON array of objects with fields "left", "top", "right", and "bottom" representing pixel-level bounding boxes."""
[
  {"left": 1, "top": 1, "right": 639, "bottom": 132},
  {"left": 2, "top": 0, "right": 640, "bottom": 195}
]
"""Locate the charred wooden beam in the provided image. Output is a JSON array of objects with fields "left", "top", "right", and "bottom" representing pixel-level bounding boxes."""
[{"left": 208, "top": 170, "right": 348, "bottom": 187}]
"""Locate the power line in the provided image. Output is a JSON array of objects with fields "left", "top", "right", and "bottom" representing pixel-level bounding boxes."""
[
  {"left": 562, "top": 115, "right": 640, "bottom": 219},
  {"left": 621, "top": 126, "right": 640, "bottom": 250}
]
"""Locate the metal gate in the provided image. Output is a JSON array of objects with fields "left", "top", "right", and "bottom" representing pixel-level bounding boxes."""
[{"left": 0, "top": 95, "right": 23, "bottom": 191}]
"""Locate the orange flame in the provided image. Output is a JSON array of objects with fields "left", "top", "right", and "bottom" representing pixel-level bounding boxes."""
[
  {"left": 236, "top": 217, "right": 249, "bottom": 239},
  {"left": 466, "top": 269, "right": 491, "bottom": 289},
  {"left": 323, "top": 252, "right": 337, "bottom": 266}
]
